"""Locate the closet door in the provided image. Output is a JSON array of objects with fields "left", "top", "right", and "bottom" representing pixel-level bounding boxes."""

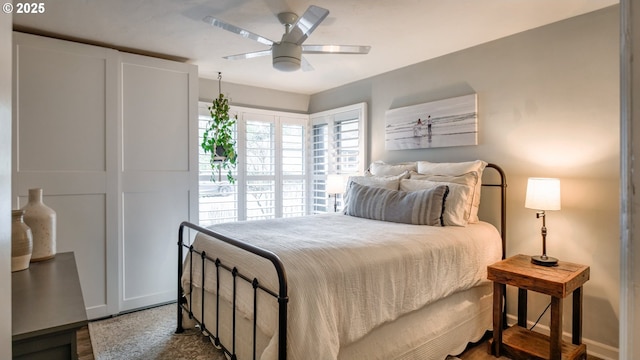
[
  {"left": 12, "top": 32, "right": 120, "bottom": 319},
  {"left": 119, "top": 53, "right": 198, "bottom": 311}
]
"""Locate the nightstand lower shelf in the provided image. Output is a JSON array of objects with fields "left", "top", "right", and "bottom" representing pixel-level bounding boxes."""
[{"left": 494, "top": 326, "right": 586, "bottom": 360}]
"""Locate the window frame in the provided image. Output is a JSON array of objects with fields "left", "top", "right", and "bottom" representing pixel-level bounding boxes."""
[
  {"left": 198, "top": 103, "right": 310, "bottom": 224},
  {"left": 310, "top": 102, "right": 368, "bottom": 213},
  {"left": 198, "top": 101, "right": 367, "bottom": 224}
]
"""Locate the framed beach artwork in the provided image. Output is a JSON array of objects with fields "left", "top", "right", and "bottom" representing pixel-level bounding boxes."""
[{"left": 385, "top": 94, "right": 478, "bottom": 150}]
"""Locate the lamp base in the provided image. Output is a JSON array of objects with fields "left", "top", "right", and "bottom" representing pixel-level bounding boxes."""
[{"left": 531, "top": 255, "right": 558, "bottom": 266}]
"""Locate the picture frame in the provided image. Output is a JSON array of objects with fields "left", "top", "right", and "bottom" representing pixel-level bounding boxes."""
[{"left": 385, "top": 93, "right": 478, "bottom": 150}]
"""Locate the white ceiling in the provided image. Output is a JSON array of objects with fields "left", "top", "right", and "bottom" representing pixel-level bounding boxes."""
[{"left": 13, "top": 0, "right": 617, "bottom": 95}]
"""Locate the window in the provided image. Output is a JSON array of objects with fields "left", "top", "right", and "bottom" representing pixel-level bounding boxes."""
[
  {"left": 198, "top": 104, "right": 308, "bottom": 225},
  {"left": 310, "top": 103, "right": 367, "bottom": 213},
  {"left": 281, "top": 121, "right": 307, "bottom": 218},
  {"left": 199, "top": 102, "right": 366, "bottom": 224},
  {"left": 243, "top": 117, "right": 276, "bottom": 221}
]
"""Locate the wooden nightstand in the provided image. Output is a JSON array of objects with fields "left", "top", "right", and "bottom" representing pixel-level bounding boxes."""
[{"left": 488, "top": 254, "right": 590, "bottom": 360}]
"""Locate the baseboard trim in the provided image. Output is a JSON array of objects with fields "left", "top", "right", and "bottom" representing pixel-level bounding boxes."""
[
  {"left": 85, "top": 305, "right": 109, "bottom": 321},
  {"left": 506, "top": 314, "right": 618, "bottom": 360}
]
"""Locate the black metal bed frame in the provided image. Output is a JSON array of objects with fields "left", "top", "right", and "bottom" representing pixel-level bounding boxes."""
[{"left": 175, "top": 163, "right": 507, "bottom": 360}]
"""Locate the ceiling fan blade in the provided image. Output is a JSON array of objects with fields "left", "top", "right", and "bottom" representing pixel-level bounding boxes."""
[
  {"left": 282, "top": 5, "right": 329, "bottom": 45},
  {"left": 301, "top": 57, "right": 314, "bottom": 72},
  {"left": 302, "top": 45, "right": 371, "bottom": 54},
  {"left": 224, "top": 49, "right": 273, "bottom": 60},
  {"left": 203, "top": 15, "right": 275, "bottom": 46}
]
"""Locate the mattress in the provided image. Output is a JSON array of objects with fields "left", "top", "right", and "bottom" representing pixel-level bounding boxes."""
[{"left": 181, "top": 213, "right": 502, "bottom": 360}]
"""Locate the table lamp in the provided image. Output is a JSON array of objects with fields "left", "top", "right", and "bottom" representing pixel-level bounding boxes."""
[
  {"left": 326, "top": 174, "right": 345, "bottom": 212},
  {"left": 525, "top": 177, "right": 561, "bottom": 266}
]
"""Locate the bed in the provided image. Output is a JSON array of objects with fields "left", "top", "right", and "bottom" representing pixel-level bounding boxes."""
[{"left": 176, "top": 160, "right": 507, "bottom": 360}]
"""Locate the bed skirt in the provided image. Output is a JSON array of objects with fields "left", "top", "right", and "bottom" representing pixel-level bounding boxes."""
[{"left": 182, "top": 281, "right": 493, "bottom": 360}]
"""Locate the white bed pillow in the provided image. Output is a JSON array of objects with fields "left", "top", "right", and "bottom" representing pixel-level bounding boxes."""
[
  {"left": 343, "top": 172, "right": 409, "bottom": 212},
  {"left": 410, "top": 171, "right": 480, "bottom": 223},
  {"left": 367, "top": 161, "right": 417, "bottom": 176},
  {"left": 345, "top": 182, "right": 448, "bottom": 226},
  {"left": 347, "top": 171, "right": 409, "bottom": 191},
  {"left": 400, "top": 179, "right": 473, "bottom": 226},
  {"left": 415, "top": 160, "right": 487, "bottom": 223},
  {"left": 416, "top": 160, "right": 487, "bottom": 176}
]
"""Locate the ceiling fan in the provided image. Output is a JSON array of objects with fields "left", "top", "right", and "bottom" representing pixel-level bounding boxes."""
[{"left": 203, "top": 5, "right": 371, "bottom": 72}]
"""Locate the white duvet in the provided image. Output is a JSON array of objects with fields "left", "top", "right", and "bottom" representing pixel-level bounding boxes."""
[{"left": 181, "top": 213, "right": 502, "bottom": 360}]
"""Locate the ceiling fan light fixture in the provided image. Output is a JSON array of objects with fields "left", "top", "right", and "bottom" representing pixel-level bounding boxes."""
[
  {"left": 272, "top": 42, "right": 302, "bottom": 72},
  {"left": 273, "top": 57, "right": 301, "bottom": 72}
]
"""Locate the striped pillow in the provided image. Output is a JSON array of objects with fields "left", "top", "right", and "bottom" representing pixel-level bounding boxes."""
[
  {"left": 345, "top": 182, "right": 449, "bottom": 226},
  {"left": 400, "top": 179, "right": 474, "bottom": 226}
]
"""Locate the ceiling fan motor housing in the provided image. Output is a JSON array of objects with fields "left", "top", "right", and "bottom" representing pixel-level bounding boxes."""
[{"left": 272, "top": 42, "right": 302, "bottom": 71}]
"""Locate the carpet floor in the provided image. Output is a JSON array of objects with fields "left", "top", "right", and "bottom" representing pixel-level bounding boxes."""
[
  {"left": 86, "top": 303, "right": 499, "bottom": 360},
  {"left": 89, "top": 304, "right": 224, "bottom": 360}
]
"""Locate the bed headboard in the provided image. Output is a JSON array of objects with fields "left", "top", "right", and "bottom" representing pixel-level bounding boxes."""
[{"left": 480, "top": 163, "right": 507, "bottom": 259}]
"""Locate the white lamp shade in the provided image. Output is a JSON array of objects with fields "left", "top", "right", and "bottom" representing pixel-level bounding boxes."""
[
  {"left": 326, "top": 174, "right": 345, "bottom": 195},
  {"left": 525, "top": 177, "right": 561, "bottom": 211}
]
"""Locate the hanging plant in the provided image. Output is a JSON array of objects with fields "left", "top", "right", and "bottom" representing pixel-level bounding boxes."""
[{"left": 201, "top": 72, "right": 237, "bottom": 183}]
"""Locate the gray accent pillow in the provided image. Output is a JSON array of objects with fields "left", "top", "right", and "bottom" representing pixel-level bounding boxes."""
[
  {"left": 345, "top": 182, "right": 449, "bottom": 226},
  {"left": 400, "top": 179, "right": 474, "bottom": 226},
  {"left": 343, "top": 172, "right": 410, "bottom": 213}
]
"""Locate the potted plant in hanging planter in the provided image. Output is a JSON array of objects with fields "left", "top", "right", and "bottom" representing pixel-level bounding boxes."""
[{"left": 202, "top": 73, "right": 237, "bottom": 183}]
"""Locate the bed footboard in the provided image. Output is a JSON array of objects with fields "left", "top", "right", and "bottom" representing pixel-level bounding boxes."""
[{"left": 176, "top": 222, "right": 289, "bottom": 360}]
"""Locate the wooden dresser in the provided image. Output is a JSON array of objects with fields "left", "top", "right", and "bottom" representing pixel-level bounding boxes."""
[{"left": 12, "top": 252, "right": 88, "bottom": 360}]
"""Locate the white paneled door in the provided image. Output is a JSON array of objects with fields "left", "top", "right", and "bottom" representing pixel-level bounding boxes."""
[
  {"left": 119, "top": 53, "right": 198, "bottom": 311},
  {"left": 13, "top": 33, "right": 119, "bottom": 319}
]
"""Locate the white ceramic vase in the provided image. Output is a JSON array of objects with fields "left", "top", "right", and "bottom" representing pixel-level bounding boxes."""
[
  {"left": 11, "top": 209, "right": 33, "bottom": 272},
  {"left": 22, "top": 188, "right": 56, "bottom": 262}
]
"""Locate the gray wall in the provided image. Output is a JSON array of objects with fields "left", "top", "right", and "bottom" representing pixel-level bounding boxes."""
[
  {"left": 0, "top": 10, "right": 12, "bottom": 360},
  {"left": 310, "top": 6, "right": 620, "bottom": 354},
  {"left": 199, "top": 77, "right": 309, "bottom": 113}
]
